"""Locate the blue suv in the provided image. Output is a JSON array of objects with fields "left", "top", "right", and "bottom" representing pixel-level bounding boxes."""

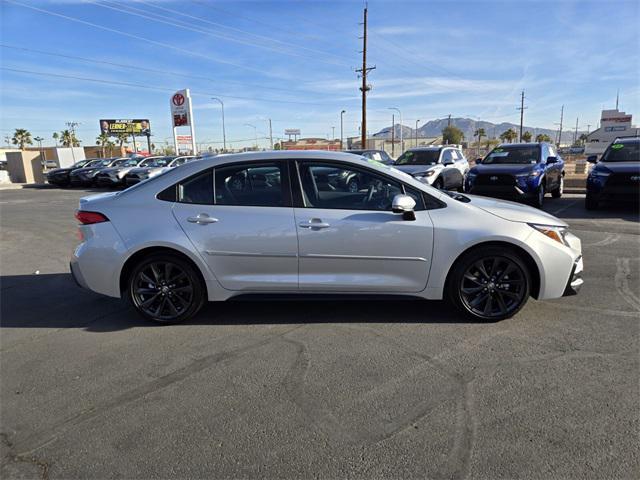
[
  {"left": 585, "top": 137, "right": 640, "bottom": 210},
  {"left": 465, "top": 142, "right": 564, "bottom": 208}
]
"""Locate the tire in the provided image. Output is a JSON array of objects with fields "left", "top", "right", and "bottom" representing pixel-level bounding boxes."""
[
  {"left": 127, "top": 253, "right": 206, "bottom": 324},
  {"left": 446, "top": 246, "right": 531, "bottom": 322},
  {"left": 433, "top": 178, "right": 444, "bottom": 190},
  {"left": 532, "top": 183, "right": 545, "bottom": 208},
  {"left": 585, "top": 192, "right": 598, "bottom": 210},
  {"left": 551, "top": 175, "right": 564, "bottom": 198}
]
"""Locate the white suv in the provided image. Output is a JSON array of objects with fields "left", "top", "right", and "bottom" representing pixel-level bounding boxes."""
[{"left": 393, "top": 146, "right": 469, "bottom": 191}]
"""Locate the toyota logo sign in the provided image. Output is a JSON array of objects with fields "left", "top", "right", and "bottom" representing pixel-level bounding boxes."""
[
  {"left": 490, "top": 176, "right": 498, "bottom": 181},
  {"left": 172, "top": 93, "right": 185, "bottom": 106}
]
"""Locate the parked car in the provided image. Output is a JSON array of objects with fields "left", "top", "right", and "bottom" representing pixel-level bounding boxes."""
[
  {"left": 71, "top": 151, "right": 583, "bottom": 324},
  {"left": 585, "top": 137, "right": 640, "bottom": 210},
  {"left": 393, "top": 146, "right": 469, "bottom": 191},
  {"left": 45, "top": 159, "right": 95, "bottom": 186},
  {"left": 69, "top": 157, "right": 127, "bottom": 187},
  {"left": 95, "top": 156, "right": 166, "bottom": 188},
  {"left": 124, "top": 156, "right": 196, "bottom": 186},
  {"left": 465, "top": 143, "right": 564, "bottom": 208},
  {"left": 346, "top": 149, "right": 394, "bottom": 165}
]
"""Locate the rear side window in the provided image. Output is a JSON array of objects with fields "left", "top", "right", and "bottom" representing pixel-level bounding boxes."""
[
  {"left": 214, "top": 163, "right": 286, "bottom": 207},
  {"left": 178, "top": 169, "right": 214, "bottom": 204}
]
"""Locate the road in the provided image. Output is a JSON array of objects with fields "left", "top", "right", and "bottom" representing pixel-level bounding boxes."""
[{"left": 1, "top": 188, "right": 638, "bottom": 479}]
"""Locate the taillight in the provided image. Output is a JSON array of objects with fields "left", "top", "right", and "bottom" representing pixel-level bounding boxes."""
[{"left": 75, "top": 210, "right": 109, "bottom": 225}]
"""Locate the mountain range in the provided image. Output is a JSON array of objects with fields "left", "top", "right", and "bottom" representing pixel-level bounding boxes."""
[{"left": 373, "top": 117, "right": 586, "bottom": 144}]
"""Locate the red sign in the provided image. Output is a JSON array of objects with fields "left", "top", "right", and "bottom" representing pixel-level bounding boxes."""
[{"left": 172, "top": 93, "right": 185, "bottom": 106}]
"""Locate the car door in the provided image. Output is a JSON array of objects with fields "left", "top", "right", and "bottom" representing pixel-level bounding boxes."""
[
  {"left": 172, "top": 161, "right": 298, "bottom": 291},
  {"left": 541, "top": 144, "right": 559, "bottom": 190},
  {"left": 294, "top": 160, "right": 434, "bottom": 293}
]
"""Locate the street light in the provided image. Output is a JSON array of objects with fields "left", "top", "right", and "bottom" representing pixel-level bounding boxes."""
[
  {"left": 340, "top": 110, "right": 346, "bottom": 150},
  {"left": 34, "top": 136, "right": 44, "bottom": 165},
  {"left": 388, "top": 107, "right": 402, "bottom": 153},
  {"left": 211, "top": 97, "right": 226, "bottom": 152},
  {"left": 415, "top": 119, "right": 420, "bottom": 147},
  {"left": 244, "top": 123, "right": 257, "bottom": 150}
]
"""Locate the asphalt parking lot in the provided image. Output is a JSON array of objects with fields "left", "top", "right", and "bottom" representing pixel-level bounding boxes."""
[{"left": 1, "top": 187, "right": 638, "bottom": 479}]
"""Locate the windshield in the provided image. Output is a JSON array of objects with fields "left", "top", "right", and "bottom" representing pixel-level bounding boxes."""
[
  {"left": 601, "top": 142, "right": 640, "bottom": 162},
  {"left": 147, "top": 156, "right": 174, "bottom": 167},
  {"left": 482, "top": 146, "right": 540, "bottom": 165},
  {"left": 72, "top": 160, "right": 89, "bottom": 168},
  {"left": 85, "top": 159, "right": 110, "bottom": 168},
  {"left": 110, "top": 158, "right": 129, "bottom": 167},
  {"left": 395, "top": 150, "right": 439, "bottom": 166}
]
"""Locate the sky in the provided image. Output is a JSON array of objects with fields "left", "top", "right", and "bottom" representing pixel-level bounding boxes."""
[{"left": 1, "top": 0, "right": 639, "bottom": 150}]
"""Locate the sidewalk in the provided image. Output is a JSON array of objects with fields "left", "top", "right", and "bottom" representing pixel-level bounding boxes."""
[{"left": 0, "top": 183, "right": 52, "bottom": 190}]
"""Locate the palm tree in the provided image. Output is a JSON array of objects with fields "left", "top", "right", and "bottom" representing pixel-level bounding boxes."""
[
  {"left": 96, "top": 132, "right": 110, "bottom": 158},
  {"left": 499, "top": 128, "right": 517, "bottom": 143},
  {"left": 474, "top": 128, "right": 486, "bottom": 145},
  {"left": 522, "top": 131, "right": 532, "bottom": 143},
  {"left": 578, "top": 133, "right": 588, "bottom": 145},
  {"left": 535, "top": 133, "right": 552, "bottom": 143},
  {"left": 116, "top": 133, "right": 129, "bottom": 156},
  {"left": 52, "top": 132, "right": 59, "bottom": 147},
  {"left": 59, "top": 130, "right": 81, "bottom": 148},
  {"left": 12, "top": 128, "right": 33, "bottom": 150}
]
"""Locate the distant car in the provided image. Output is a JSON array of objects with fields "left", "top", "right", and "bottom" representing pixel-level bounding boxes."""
[
  {"left": 45, "top": 159, "right": 94, "bottom": 186},
  {"left": 347, "top": 149, "right": 394, "bottom": 165},
  {"left": 42, "top": 159, "right": 59, "bottom": 169},
  {"left": 393, "top": 146, "right": 469, "bottom": 191},
  {"left": 465, "top": 143, "right": 564, "bottom": 208},
  {"left": 95, "top": 156, "right": 166, "bottom": 188},
  {"left": 585, "top": 137, "right": 640, "bottom": 210},
  {"left": 124, "top": 156, "right": 196, "bottom": 186},
  {"left": 69, "top": 158, "right": 127, "bottom": 187}
]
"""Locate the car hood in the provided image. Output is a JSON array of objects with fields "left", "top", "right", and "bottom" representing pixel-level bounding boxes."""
[
  {"left": 100, "top": 166, "right": 136, "bottom": 176},
  {"left": 393, "top": 165, "right": 438, "bottom": 175},
  {"left": 47, "top": 167, "right": 73, "bottom": 175},
  {"left": 595, "top": 161, "right": 640, "bottom": 174},
  {"left": 471, "top": 164, "right": 538, "bottom": 174},
  {"left": 71, "top": 167, "right": 103, "bottom": 175},
  {"left": 466, "top": 194, "right": 568, "bottom": 227}
]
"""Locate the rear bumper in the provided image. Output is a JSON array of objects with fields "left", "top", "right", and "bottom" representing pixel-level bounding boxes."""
[
  {"left": 70, "top": 259, "right": 89, "bottom": 290},
  {"left": 562, "top": 255, "right": 584, "bottom": 296}
]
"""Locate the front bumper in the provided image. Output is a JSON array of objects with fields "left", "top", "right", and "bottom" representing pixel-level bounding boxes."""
[
  {"left": 70, "top": 175, "right": 95, "bottom": 186},
  {"left": 96, "top": 174, "right": 124, "bottom": 187},
  {"left": 467, "top": 184, "right": 536, "bottom": 200},
  {"left": 562, "top": 255, "right": 584, "bottom": 296}
]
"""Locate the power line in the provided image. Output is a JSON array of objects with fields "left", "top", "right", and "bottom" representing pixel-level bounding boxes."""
[{"left": 1, "top": 66, "right": 359, "bottom": 106}]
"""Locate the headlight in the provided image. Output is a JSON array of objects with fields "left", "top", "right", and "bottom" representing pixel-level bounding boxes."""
[
  {"left": 529, "top": 223, "right": 569, "bottom": 246},
  {"left": 590, "top": 170, "right": 610, "bottom": 177},
  {"left": 414, "top": 170, "right": 436, "bottom": 178},
  {"left": 516, "top": 171, "right": 541, "bottom": 178}
]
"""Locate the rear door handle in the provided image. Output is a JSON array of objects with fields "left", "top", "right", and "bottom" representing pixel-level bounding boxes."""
[
  {"left": 299, "top": 219, "right": 330, "bottom": 229},
  {"left": 187, "top": 214, "right": 218, "bottom": 225}
]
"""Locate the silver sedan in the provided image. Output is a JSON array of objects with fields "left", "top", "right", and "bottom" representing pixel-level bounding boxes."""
[{"left": 71, "top": 151, "right": 583, "bottom": 323}]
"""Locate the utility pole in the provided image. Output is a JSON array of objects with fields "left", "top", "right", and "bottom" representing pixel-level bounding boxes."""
[
  {"left": 391, "top": 114, "right": 395, "bottom": 157},
  {"left": 517, "top": 90, "right": 527, "bottom": 142},
  {"left": 388, "top": 107, "right": 402, "bottom": 153},
  {"left": 268, "top": 118, "right": 273, "bottom": 149},
  {"left": 415, "top": 119, "right": 420, "bottom": 147},
  {"left": 340, "top": 110, "right": 346, "bottom": 150},
  {"left": 586, "top": 124, "right": 591, "bottom": 135},
  {"left": 447, "top": 114, "right": 451, "bottom": 127},
  {"left": 212, "top": 97, "right": 226, "bottom": 152},
  {"left": 574, "top": 117, "right": 579, "bottom": 145},
  {"left": 332, "top": 126, "right": 335, "bottom": 141},
  {"left": 556, "top": 105, "right": 564, "bottom": 147},
  {"left": 616, "top": 89, "right": 619, "bottom": 110},
  {"left": 356, "top": 5, "right": 375, "bottom": 150}
]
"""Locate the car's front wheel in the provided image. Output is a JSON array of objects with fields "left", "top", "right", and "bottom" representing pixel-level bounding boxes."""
[
  {"left": 127, "top": 253, "right": 205, "bottom": 323},
  {"left": 585, "top": 192, "right": 598, "bottom": 210},
  {"left": 447, "top": 246, "right": 531, "bottom": 321},
  {"left": 551, "top": 175, "right": 564, "bottom": 198},
  {"left": 532, "top": 183, "right": 545, "bottom": 208}
]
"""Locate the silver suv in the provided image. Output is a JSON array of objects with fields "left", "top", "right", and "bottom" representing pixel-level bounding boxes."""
[{"left": 393, "top": 146, "right": 469, "bottom": 191}]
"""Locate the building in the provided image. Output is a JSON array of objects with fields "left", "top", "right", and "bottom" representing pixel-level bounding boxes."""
[
  {"left": 346, "top": 136, "right": 442, "bottom": 159},
  {"left": 585, "top": 109, "right": 639, "bottom": 156},
  {"left": 279, "top": 138, "right": 341, "bottom": 151}
]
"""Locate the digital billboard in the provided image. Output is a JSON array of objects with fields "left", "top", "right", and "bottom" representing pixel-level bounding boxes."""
[{"left": 99, "top": 119, "right": 151, "bottom": 136}]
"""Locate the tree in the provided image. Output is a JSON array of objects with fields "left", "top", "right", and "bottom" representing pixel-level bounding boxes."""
[
  {"left": 522, "top": 131, "right": 532, "bottom": 143},
  {"left": 96, "top": 132, "right": 111, "bottom": 157},
  {"left": 535, "top": 133, "right": 552, "bottom": 143},
  {"left": 116, "top": 133, "right": 129, "bottom": 156},
  {"left": 578, "top": 133, "right": 588, "bottom": 145},
  {"left": 499, "top": 128, "right": 517, "bottom": 143},
  {"left": 12, "top": 128, "right": 33, "bottom": 150},
  {"left": 473, "top": 128, "right": 486, "bottom": 146},
  {"left": 485, "top": 138, "right": 499, "bottom": 149},
  {"left": 442, "top": 125, "right": 464, "bottom": 145},
  {"left": 52, "top": 132, "right": 59, "bottom": 147},
  {"left": 60, "top": 130, "right": 81, "bottom": 147}
]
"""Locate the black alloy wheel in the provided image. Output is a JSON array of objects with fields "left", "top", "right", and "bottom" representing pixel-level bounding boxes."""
[
  {"left": 128, "top": 254, "right": 204, "bottom": 323},
  {"left": 448, "top": 247, "right": 531, "bottom": 321}
]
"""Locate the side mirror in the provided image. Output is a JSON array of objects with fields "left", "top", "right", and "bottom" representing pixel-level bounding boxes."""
[
  {"left": 392, "top": 194, "right": 416, "bottom": 221},
  {"left": 474, "top": 158, "right": 482, "bottom": 164},
  {"left": 443, "top": 160, "right": 454, "bottom": 166},
  {"left": 546, "top": 156, "right": 558, "bottom": 165},
  {"left": 587, "top": 155, "right": 598, "bottom": 164}
]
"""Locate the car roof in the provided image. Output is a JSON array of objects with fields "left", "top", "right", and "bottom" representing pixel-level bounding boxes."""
[
  {"left": 613, "top": 137, "right": 640, "bottom": 144},
  {"left": 405, "top": 146, "right": 444, "bottom": 151}
]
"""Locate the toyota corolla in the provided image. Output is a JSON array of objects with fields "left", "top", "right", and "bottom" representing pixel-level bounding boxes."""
[{"left": 71, "top": 151, "right": 583, "bottom": 324}]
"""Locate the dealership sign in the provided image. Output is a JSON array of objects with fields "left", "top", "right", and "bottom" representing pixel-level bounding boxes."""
[
  {"left": 284, "top": 129, "right": 301, "bottom": 136},
  {"left": 171, "top": 89, "right": 192, "bottom": 127},
  {"left": 176, "top": 135, "right": 192, "bottom": 144},
  {"left": 100, "top": 119, "right": 151, "bottom": 136}
]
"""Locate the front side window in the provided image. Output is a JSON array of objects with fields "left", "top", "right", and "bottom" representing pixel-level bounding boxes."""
[
  {"left": 395, "top": 150, "right": 440, "bottom": 166},
  {"left": 214, "top": 163, "right": 285, "bottom": 207},
  {"left": 299, "top": 162, "right": 411, "bottom": 211},
  {"left": 442, "top": 150, "right": 454, "bottom": 163}
]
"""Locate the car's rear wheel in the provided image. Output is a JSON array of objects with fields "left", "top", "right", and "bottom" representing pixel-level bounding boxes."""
[
  {"left": 447, "top": 246, "right": 531, "bottom": 321},
  {"left": 127, "top": 253, "right": 205, "bottom": 323},
  {"left": 585, "top": 192, "right": 598, "bottom": 210},
  {"left": 551, "top": 176, "right": 564, "bottom": 198}
]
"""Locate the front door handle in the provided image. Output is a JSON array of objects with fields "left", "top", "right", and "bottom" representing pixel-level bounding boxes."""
[
  {"left": 299, "top": 219, "right": 330, "bottom": 229},
  {"left": 187, "top": 214, "right": 218, "bottom": 225}
]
